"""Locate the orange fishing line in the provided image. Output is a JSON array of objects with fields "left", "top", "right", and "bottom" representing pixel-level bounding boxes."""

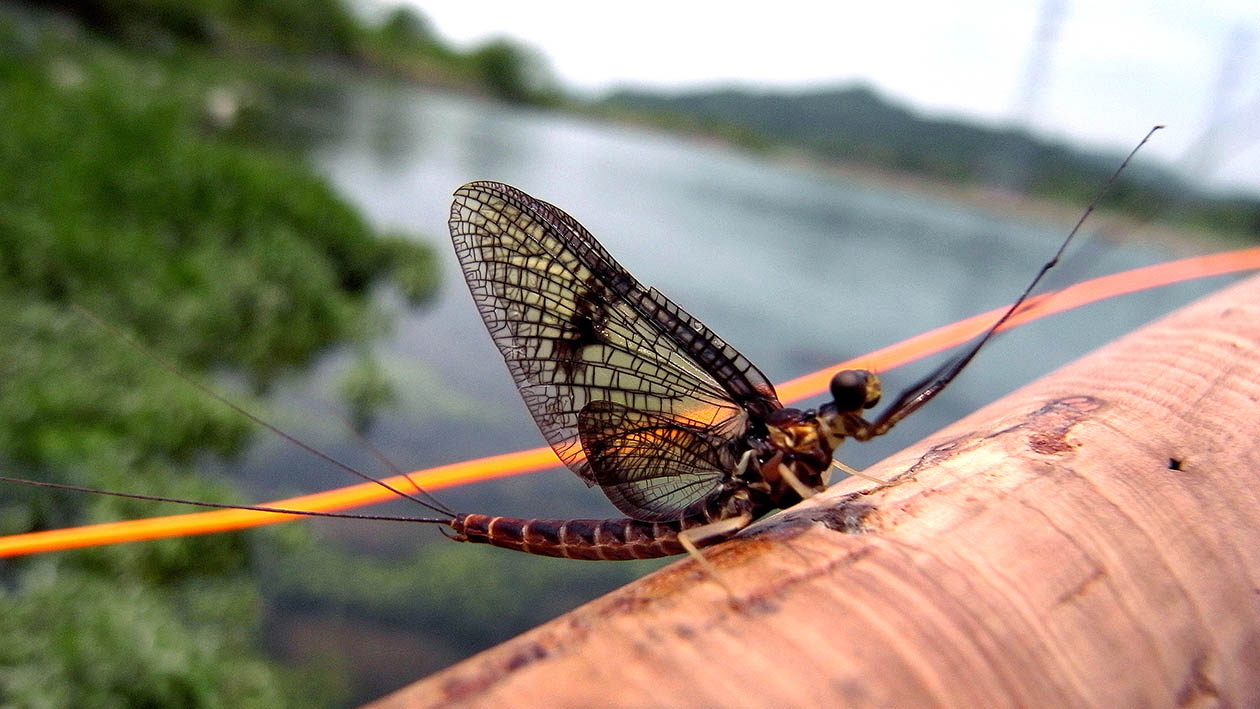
[{"left": 4, "top": 246, "right": 1259, "bottom": 557}]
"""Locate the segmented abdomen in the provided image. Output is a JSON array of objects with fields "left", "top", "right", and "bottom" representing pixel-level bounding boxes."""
[{"left": 450, "top": 513, "right": 717, "bottom": 560}]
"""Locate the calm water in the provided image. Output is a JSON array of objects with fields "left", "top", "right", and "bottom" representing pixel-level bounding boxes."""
[{"left": 228, "top": 80, "right": 1232, "bottom": 698}]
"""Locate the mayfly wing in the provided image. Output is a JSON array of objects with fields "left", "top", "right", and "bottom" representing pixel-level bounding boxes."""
[
  {"left": 448, "top": 181, "right": 780, "bottom": 518},
  {"left": 578, "top": 400, "right": 736, "bottom": 521}
]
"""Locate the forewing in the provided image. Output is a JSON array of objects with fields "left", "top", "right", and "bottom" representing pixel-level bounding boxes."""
[
  {"left": 578, "top": 401, "right": 730, "bottom": 520},
  {"left": 449, "top": 181, "right": 779, "bottom": 487}
]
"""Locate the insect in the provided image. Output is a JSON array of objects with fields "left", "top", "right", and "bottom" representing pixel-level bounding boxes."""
[
  {"left": 443, "top": 180, "right": 906, "bottom": 560},
  {"left": 438, "top": 124, "right": 1156, "bottom": 562},
  {"left": 4, "top": 129, "right": 1160, "bottom": 563}
]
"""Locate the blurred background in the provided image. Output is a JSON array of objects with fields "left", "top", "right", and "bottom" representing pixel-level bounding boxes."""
[{"left": 1, "top": 0, "right": 1257, "bottom": 705}]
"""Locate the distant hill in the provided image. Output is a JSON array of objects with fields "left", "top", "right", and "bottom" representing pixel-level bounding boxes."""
[{"left": 601, "top": 85, "right": 1259, "bottom": 239}]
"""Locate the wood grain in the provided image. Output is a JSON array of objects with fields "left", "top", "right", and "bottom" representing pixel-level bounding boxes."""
[{"left": 372, "top": 274, "right": 1260, "bottom": 708}]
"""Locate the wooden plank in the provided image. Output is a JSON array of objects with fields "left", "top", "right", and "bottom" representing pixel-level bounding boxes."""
[{"left": 372, "top": 273, "right": 1260, "bottom": 708}]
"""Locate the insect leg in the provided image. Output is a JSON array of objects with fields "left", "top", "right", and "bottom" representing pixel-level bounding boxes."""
[
  {"left": 829, "top": 459, "right": 890, "bottom": 485},
  {"left": 677, "top": 512, "right": 754, "bottom": 598},
  {"left": 778, "top": 463, "right": 818, "bottom": 500}
]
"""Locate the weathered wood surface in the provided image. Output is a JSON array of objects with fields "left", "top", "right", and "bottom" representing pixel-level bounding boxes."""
[{"left": 373, "top": 274, "right": 1260, "bottom": 708}]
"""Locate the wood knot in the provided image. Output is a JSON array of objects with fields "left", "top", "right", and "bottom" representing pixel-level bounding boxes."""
[
  {"left": 809, "top": 501, "right": 878, "bottom": 534},
  {"left": 1025, "top": 396, "right": 1101, "bottom": 455}
]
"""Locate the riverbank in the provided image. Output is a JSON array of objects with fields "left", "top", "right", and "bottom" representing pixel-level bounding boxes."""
[
  {"left": 592, "top": 106, "right": 1256, "bottom": 256},
  {"left": 0, "top": 8, "right": 439, "bottom": 705}
]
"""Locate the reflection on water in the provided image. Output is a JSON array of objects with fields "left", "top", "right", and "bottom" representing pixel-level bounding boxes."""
[{"left": 237, "top": 79, "right": 1231, "bottom": 697}]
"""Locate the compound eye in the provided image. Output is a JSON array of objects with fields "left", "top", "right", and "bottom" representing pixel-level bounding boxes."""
[
  {"left": 830, "top": 370, "right": 881, "bottom": 411},
  {"left": 864, "top": 389, "right": 881, "bottom": 409}
]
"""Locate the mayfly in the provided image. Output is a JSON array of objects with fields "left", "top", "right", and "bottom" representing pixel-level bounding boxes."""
[{"left": 7, "top": 130, "right": 1163, "bottom": 563}]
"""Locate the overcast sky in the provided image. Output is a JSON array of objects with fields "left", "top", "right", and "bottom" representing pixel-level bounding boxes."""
[{"left": 403, "top": 0, "right": 1260, "bottom": 194}]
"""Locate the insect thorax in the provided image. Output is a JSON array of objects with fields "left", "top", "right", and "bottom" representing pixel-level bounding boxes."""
[{"left": 733, "top": 408, "right": 834, "bottom": 508}]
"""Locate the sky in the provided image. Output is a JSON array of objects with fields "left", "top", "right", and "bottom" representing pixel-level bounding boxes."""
[{"left": 400, "top": 0, "right": 1260, "bottom": 194}]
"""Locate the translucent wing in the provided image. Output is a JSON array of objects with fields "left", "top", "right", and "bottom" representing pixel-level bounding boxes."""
[
  {"left": 449, "top": 181, "right": 779, "bottom": 515},
  {"left": 578, "top": 401, "right": 732, "bottom": 521}
]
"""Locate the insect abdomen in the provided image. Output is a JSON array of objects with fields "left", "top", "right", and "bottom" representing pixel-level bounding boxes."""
[{"left": 450, "top": 513, "right": 701, "bottom": 560}]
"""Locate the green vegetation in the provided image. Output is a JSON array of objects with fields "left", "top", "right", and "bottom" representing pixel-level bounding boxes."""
[
  {"left": 602, "top": 86, "right": 1260, "bottom": 241},
  {"left": 31, "top": 0, "right": 559, "bottom": 104},
  {"left": 365, "top": 6, "right": 558, "bottom": 104},
  {"left": 0, "top": 5, "right": 443, "bottom": 706},
  {"left": 36, "top": 0, "right": 361, "bottom": 54}
]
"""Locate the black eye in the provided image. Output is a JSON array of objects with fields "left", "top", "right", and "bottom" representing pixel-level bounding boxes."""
[{"left": 830, "top": 370, "right": 881, "bottom": 411}]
